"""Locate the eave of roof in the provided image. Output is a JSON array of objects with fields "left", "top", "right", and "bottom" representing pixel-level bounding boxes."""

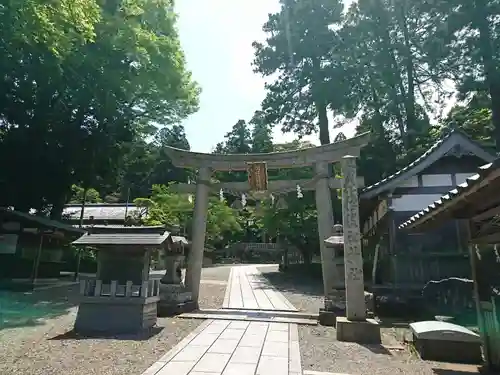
[
  {"left": 0, "top": 207, "right": 86, "bottom": 234},
  {"left": 72, "top": 231, "right": 171, "bottom": 246},
  {"left": 360, "top": 130, "right": 496, "bottom": 200},
  {"left": 399, "top": 159, "right": 500, "bottom": 230}
]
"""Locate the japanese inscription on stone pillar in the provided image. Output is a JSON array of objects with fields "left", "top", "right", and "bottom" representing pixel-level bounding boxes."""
[{"left": 340, "top": 155, "right": 366, "bottom": 321}]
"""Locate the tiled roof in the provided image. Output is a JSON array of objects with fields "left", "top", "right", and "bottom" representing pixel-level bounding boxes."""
[
  {"left": 360, "top": 130, "right": 495, "bottom": 199},
  {"left": 73, "top": 224, "right": 165, "bottom": 230},
  {"left": 72, "top": 231, "right": 171, "bottom": 246},
  {"left": 399, "top": 159, "right": 500, "bottom": 230},
  {"left": 63, "top": 204, "right": 143, "bottom": 221},
  {"left": 0, "top": 207, "right": 85, "bottom": 234}
]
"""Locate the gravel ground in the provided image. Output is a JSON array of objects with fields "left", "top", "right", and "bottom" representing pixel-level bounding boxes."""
[
  {"left": 198, "top": 265, "right": 231, "bottom": 282},
  {"left": 0, "top": 267, "right": 229, "bottom": 375},
  {"left": 259, "top": 265, "right": 483, "bottom": 375},
  {"left": 299, "top": 324, "right": 482, "bottom": 375}
]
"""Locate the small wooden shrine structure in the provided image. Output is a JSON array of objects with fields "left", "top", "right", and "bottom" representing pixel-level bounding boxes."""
[
  {"left": 0, "top": 207, "right": 85, "bottom": 286},
  {"left": 72, "top": 227, "right": 171, "bottom": 334},
  {"left": 360, "top": 129, "right": 495, "bottom": 297},
  {"left": 399, "top": 159, "right": 500, "bottom": 369}
]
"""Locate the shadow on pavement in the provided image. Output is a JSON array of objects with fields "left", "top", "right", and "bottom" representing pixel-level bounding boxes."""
[
  {"left": 257, "top": 266, "right": 323, "bottom": 297},
  {"left": 50, "top": 326, "right": 164, "bottom": 341}
]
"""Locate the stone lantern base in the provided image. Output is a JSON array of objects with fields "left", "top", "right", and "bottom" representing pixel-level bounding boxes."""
[
  {"left": 319, "top": 290, "right": 374, "bottom": 326},
  {"left": 318, "top": 289, "right": 346, "bottom": 326},
  {"left": 157, "top": 283, "right": 197, "bottom": 316}
]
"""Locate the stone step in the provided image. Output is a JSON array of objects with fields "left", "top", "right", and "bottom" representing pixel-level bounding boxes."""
[
  {"left": 177, "top": 311, "right": 318, "bottom": 325},
  {"left": 195, "top": 308, "right": 319, "bottom": 320}
]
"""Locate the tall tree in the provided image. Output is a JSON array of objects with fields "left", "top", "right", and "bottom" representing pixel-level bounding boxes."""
[
  {"left": 418, "top": 0, "right": 500, "bottom": 150},
  {"left": 253, "top": 0, "right": 344, "bottom": 145},
  {"left": 213, "top": 120, "right": 252, "bottom": 182},
  {"left": 220, "top": 120, "right": 252, "bottom": 154},
  {"left": 251, "top": 111, "right": 274, "bottom": 153}
]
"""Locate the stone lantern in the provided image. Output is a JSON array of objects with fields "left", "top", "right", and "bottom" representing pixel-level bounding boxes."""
[
  {"left": 158, "top": 236, "right": 195, "bottom": 316},
  {"left": 318, "top": 224, "right": 375, "bottom": 327},
  {"left": 318, "top": 224, "right": 347, "bottom": 326}
]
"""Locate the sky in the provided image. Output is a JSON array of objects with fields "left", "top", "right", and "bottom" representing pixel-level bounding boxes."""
[{"left": 175, "top": 0, "right": 356, "bottom": 153}]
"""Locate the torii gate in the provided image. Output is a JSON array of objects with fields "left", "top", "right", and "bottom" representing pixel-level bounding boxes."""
[{"left": 165, "top": 132, "right": 370, "bottom": 319}]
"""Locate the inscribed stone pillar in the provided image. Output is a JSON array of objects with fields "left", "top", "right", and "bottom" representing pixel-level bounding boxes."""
[
  {"left": 186, "top": 166, "right": 211, "bottom": 305},
  {"left": 340, "top": 155, "right": 366, "bottom": 321},
  {"left": 314, "top": 161, "right": 339, "bottom": 303}
]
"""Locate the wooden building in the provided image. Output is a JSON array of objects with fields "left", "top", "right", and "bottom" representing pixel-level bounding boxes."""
[
  {"left": 399, "top": 159, "right": 500, "bottom": 369},
  {"left": 0, "top": 207, "right": 85, "bottom": 283},
  {"left": 360, "top": 129, "right": 495, "bottom": 295}
]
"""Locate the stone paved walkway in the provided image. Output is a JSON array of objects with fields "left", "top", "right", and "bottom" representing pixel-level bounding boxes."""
[
  {"left": 141, "top": 265, "right": 304, "bottom": 375},
  {"left": 143, "top": 320, "right": 302, "bottom": 375},
  {"left": 222, "top": 266, "right": 297, "bottom": 311}
]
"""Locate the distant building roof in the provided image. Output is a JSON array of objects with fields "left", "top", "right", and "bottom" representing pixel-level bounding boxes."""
[
  {"left": 360, "top": 130, "right": 495, "bottom": 200},
  {"left": 73, "top": 224, "right": 165, "bottom": 230},
  {"left": 63, "top": 203, "right": 144, "bottom": 221},
  {"left": 72, "top": 231, "right": 171, "bottom": 246},
  {"left": 0, "top": 207, "right": 85, "bottom": 235}
]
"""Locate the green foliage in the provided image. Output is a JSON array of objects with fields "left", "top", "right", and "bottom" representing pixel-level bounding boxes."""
[
  {"left": 252, "top": 0, "right": 344, "bottom": 144},
  {"left": 3, "top": 0, "right": 101, "bottom": 56},
  {"left": 133, "top": 184, "right": 242, "bottom": 247},
  {"left": 253, "top": 0, "right": 500, "bottom": 184},
  {"left": 0, "top": 0, "right": 199, "bottom": 217},
  {"left": 258, "top": 192, "right": 319, "bottom": 261},
  {"left": 69, "top": 185, "right": 103, "bottom": 204}
]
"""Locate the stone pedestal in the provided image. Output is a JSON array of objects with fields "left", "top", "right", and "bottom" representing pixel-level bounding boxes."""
[
  {"left": 158, "top": 283, "right": 195, "bottom": 316},
  {"left": 336, "top": 156, "right": 381, "bottom": 343},
  {"left": 75, "top": 278, "right": 160, "bottom": 335},
  {"left": 75, "top": 296, "right": 159, "bottom": 335},
  {"left": 336, "top": 317, "right": 381, "bottom": 344}
]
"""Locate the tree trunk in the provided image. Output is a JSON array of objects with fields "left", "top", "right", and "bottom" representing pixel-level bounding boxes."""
[
  {"left": 311, "top": 58, "right": 330, "bottom": 145},
  {"left": 474, "top": 0, "right": 500, "bottom": 151},
  {"left": 399, "top": 0, "right": 417, "bottom": 143},
  {"left": 50, "top": 191, "right": 69, "bottom": 220},
  {"left": 316, "top": 100, "right": 330, "bottom": 145},
  {"left": 374, "top": 0, "right": 410, "bottom": 149}
]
